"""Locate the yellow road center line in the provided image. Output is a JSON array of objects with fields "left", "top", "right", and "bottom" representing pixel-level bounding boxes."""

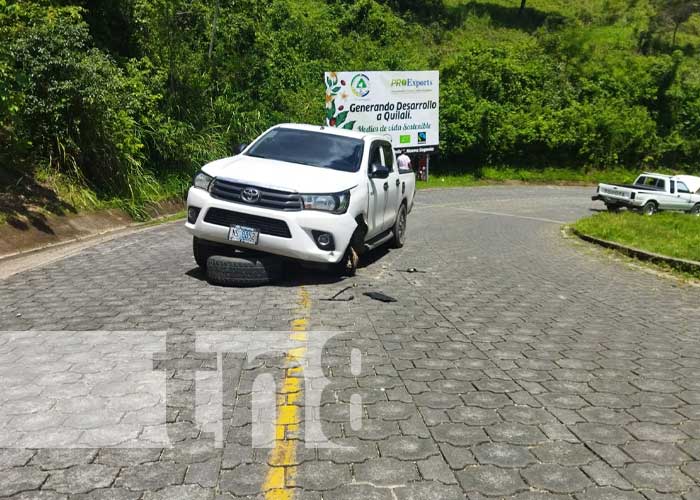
[{"left": 263, "top": 288, "right": 310, "bottom": 499}]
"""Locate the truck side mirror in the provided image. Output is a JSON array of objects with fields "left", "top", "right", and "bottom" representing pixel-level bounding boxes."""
[
  {"left": 370, "top": 163, "right": 389, "bottom": 179},
  {"left": 234, "top": 143, "right": 248, "bottom": 155}
]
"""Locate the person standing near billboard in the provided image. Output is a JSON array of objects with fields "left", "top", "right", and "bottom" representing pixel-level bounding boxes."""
[{"left": 397, "top": 152, "right": 412, "bottom": 172}]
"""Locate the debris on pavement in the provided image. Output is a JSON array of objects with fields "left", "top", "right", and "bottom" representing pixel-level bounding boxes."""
[
  {"left": 400, "top": 267, "right": 426, "bottom": 273},
  {"left": 363, "top": 291, "right": 397, "bottom": 303},
  {"left": 321, "top": 284, "right": 356, "bottom": 302}
]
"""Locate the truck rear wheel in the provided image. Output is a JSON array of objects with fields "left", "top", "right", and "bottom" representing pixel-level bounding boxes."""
[
  {"left": 606, "top": 204, "right": 621, "bottom": 213},
  {"left": 642, "top": 201, "right": 657, "bottom": 216},
  {"left": 391, "top": 203, "right": 407, "bottom": 248}
]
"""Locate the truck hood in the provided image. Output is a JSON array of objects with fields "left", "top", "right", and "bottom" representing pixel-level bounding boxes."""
[{"left": 201, "top": 155, "right": 358, "bottom": 193}]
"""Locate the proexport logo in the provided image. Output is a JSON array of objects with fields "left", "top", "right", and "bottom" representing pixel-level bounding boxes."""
[
  {"left": 351, "top": 73, "right": 370, "bottom": 98},
  {"left": 391, "top": 78, "right": 433, "bottom": 90}
]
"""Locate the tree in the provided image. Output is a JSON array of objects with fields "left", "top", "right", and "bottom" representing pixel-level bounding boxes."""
[{"left": 652, "top": 0, "right": 700, "bottom": 47}]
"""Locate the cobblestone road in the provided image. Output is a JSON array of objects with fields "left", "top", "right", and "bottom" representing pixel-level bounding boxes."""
[{"left": 1, "top": 186, "right": 700, "bottom": 499}]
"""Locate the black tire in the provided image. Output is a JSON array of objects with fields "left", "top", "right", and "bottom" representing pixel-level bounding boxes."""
[
  {"left": 206, "top": 254, "right": 282, "bottom": 287},
  {"left": 642, "top": 201, "right": 657, "bottom": 216},
  {"left": 606, "top": 204, "right": 620, "bottom": 213},
  {"left": 691, "top": 204, "right": 700, "bottom": 216},
  {"left": 193, "top": 237, "right": 216, "bottom": 270},
  {"left": 193, "top": 237, "right": 260, "bottom": 270},
  {"left": 335, "top": 246, "right": 359, "bottom": 277},
  {"left": 391, "top": 203, "right": 407, "bottom": 248}
]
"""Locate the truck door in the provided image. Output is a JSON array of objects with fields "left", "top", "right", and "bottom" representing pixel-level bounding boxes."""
[
  {"left": 675, "top": 181, "right": 694, "bottom": 211},
  {"left": 366, "top": 142, "right": 386, "bottom": 239},
  {"left": 653, "top": 178, "right": 673, "bottom": 210},
  {"left": 380, "top": 142, "right": 401, "bottom": 231}
]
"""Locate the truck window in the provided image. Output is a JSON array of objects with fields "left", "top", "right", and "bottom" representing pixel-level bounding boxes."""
[
  {"left": 640, "top": 177, "right": 660, "bottom": 188},
  {"left": 678, "top": 182, "right": 690, "bottom": 194},
  {"left": 656, "top": 179, "right": 665, "bottom": 190},
  {"left": 369, "top": 144, "right": 382, "bottom": 169},
  {"left": 635, "top": 176, "right": 647, "bottom": 186},
  {"left": 380, "top": 143, "right": 394, "bottom": 171},
  {"left": 670, "top": 180, "right": 676, "bottom": 194}
]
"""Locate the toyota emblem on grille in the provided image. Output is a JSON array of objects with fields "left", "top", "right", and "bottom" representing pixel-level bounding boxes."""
[{"left": 241, "top": 187, "right": 260, "bottom": 203}]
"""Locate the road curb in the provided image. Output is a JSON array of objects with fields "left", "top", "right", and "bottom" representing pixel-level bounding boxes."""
[
  {"left": 0, "top": 215, "right": 184, "bottom": 280},
  {"left": 571, "top": 228, "right": 700, "bottom": 275},
  {"left": 0, "top": 198, "right": 184, "bottom": 259},
  {"left": 0, "top": 211, "right": 183, "bottom": 262}
]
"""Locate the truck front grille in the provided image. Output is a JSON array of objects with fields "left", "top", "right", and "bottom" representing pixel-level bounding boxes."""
[
  {"left": 203, "top": 208, "right": 292, "bottom": 238},
  {"left": 210, "top": 179, "right": 303, "bottom": 211}
]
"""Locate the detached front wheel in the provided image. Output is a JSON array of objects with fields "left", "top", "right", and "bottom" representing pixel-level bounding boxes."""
[
  {"left": 642, "top": 201, "right": 658, "bottom": 216},
  {"left": 206, "top": 254, "right": 282, "bottom": 287},
  {"left": 193, "top": 237, "right": 248, "bottom": 270}
]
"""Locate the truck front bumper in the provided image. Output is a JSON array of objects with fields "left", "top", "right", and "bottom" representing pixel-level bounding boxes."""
[{"left": 185, "top": 187, "right": 357, "bottom": 264}]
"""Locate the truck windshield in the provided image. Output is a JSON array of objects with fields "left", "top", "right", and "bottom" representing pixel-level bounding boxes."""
[{"left": 245, "top": 128, "right": 364, "bottom": 173}]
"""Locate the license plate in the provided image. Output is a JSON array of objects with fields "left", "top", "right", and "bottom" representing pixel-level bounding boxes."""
[
  {"left": 603, "top": 189, "right": 628, "bottom": 198},
  {"left": 228, "top": 225, "right": 259, "bottom": 245}
]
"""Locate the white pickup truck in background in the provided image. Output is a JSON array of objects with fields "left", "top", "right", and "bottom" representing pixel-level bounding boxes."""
[
  {"left": 593, "top": 172, "right": 700, "bottom": 216},
  {"left": 185, "top": 124, "right": 416, "bottom": 275}
]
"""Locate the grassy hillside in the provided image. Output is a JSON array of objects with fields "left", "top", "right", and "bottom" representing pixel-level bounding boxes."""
[
  {"left": 1, "top": 0, "right": 699, "bottom": 220},
  {"left": 574, "top": 211, "right": 700, "bottom": 264}
]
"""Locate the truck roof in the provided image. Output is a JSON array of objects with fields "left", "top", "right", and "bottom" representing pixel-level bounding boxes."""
[
  {"left": 273, "top": 123, "right": 377, "bottom": 142},
  {"left": 639, "top": 172, "right": 672, "bottom": 179}
]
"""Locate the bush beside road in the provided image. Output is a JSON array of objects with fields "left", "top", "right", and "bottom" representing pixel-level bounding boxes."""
[{"left": 573, "top": 211, "right": 700, "bottom": 264}]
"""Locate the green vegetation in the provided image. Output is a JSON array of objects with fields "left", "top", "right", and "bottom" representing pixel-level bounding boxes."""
[
  {"left": 418, "top": 167, "right": 644, "bottom": 189},
  {"left": 574, "top": 212, "right": 700, "bottom": 262},
  {"left": 1, "top": 0, "right": 700, "bottom": 220}
]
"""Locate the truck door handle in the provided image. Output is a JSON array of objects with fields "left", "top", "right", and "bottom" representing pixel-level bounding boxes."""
[
  {"left": 396, "top": 179, "right": 400, "bottom": 187},
  {"left": 383, "top": 182, "right": 389, "bottom": 191}
]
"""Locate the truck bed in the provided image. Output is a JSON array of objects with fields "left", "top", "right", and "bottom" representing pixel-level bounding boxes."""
[{"left": 603, "top": 183, "right": 664, "bottom": 192}]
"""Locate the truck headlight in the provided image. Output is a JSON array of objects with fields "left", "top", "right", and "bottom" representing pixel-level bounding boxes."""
[
  {"left": 301, "top": 191, "right": 350, "bottom": 214},
  {"left": 193, "top": 171, "right": 214, "bottom": 191}
]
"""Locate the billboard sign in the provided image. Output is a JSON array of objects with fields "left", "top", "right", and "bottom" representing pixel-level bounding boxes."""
[{"left": 324, "top": 71, "right": 439, "bottom": 153}]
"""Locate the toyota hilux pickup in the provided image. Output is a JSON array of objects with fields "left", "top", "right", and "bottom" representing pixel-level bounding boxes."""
[
  {"left": 185, "top": 124, "right": 416, "bottom": 274},
  {"left": 592, "top": 172, "right": 700, "bottom": 215}
]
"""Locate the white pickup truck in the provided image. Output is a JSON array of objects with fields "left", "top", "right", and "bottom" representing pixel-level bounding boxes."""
[
  {"left": 185, "top": 124, "right": 416, "bottom": 275},
  {"left": 592, "top": 172, "right": 700, "bottom": 216}
]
